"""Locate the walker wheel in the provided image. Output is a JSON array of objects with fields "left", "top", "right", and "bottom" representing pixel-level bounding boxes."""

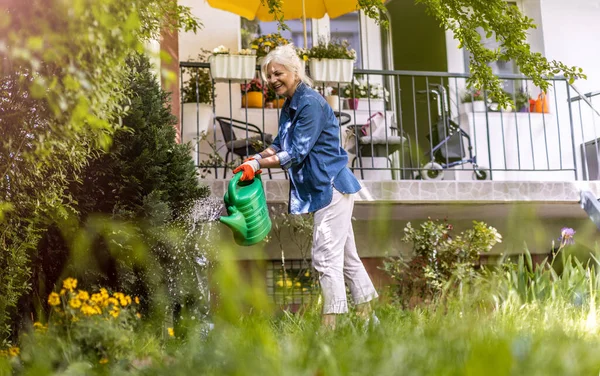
[
  {"left": 473, "top": 168, "right": 489, "bottom": 180},
  {"left": 421, "top": 162, "right": 444, "bottom": 180}
]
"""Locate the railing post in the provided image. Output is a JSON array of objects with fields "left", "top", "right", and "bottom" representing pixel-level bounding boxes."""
[
  {"left": 483, "top": 90, "right": 493, "bottom": 180},
  {"left": 566, "top": 83, "right": 579, "bottom": 180}
]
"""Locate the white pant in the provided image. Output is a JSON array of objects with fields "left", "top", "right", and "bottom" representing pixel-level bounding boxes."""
[{"left": 312, "top": 188, "right": 379, "bottom": 314}]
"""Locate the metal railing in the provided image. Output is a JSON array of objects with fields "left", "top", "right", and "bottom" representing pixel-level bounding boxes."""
[
  {"left": 180, "top": 61, "right": 599, "bottom": 182},
  {"left": 568, "top": 88, "right": 600, "bottom": 180}
]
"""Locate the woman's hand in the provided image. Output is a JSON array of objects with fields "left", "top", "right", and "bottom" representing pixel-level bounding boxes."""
[{"left": 233, "top": 159, "right": 262, "bottom": 181}]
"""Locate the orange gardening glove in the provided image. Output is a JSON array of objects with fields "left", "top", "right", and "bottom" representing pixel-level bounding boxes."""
[
  {"left": 243, "top": 154, "right": 262, "bottom": 163},
  {"left": 233, "top": 160, "right": 262, "bottom": 181}
]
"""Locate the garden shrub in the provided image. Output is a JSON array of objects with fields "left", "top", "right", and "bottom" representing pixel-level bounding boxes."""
[
  {"left": 31, "top": 53, "right": 210, "bottom": 326},
  {"left": 383, "top": 219, "right": 502, "bottom": 307}
]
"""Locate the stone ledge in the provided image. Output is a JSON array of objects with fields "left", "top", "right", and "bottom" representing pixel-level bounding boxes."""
[{"left": 201, "top": 179, "right": 600, "bottom": 203}]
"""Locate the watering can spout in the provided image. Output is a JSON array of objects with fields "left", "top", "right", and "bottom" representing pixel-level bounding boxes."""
[{"left": 219, "top": 206, "right": 247, "bottom": 240}]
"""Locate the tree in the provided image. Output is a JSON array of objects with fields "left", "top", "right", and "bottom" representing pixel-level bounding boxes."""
[{"left": 264, "top": 0, "right": 585, "bottom": 106}]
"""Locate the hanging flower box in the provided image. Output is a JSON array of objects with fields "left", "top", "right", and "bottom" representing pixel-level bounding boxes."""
[
  {"left": 309, "top": 59, "right": 354, "bottom": 83},
  {"left": 306, "top": 39, "right": 356, "bottom": 83},
  {"left": 209, "top": 46, "right": 257, "bottom": 82}
]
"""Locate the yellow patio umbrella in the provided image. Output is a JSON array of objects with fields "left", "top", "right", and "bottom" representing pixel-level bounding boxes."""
[{"left": 206, "top": 0, "right": 363, "bottom": 48}]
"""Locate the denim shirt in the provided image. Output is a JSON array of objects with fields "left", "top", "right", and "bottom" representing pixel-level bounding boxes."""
[{"left": 270, "top": 82, "right": 361, "bottom": 214}]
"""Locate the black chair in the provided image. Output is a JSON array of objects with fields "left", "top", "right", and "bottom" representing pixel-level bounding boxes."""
[
  {"left": 334, "top": 111, "right": 352, "bottom": 126},
  {"left": 346, "top": 116, "right": 414, "bottom": 180},
  {"left": 215, "top": 116, "right": 274, "bottom": 178}
]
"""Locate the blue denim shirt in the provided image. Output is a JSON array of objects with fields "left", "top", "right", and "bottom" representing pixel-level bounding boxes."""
[{"left": 270, "top": 82, "right": 361, "bottom": 214}]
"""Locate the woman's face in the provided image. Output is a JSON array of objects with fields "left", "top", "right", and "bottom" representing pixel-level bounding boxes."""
[{"left": 266, "top": 62, "right": 298, "bottom": 99}]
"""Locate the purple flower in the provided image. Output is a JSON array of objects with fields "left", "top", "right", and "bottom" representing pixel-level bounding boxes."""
[{"left": 559, "top": 227, "right": 576, "bottom": 245}]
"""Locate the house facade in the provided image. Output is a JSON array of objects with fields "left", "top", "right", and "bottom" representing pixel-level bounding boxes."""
[{"left": 162, "top": 0, "right": 600, "bottom": 304}]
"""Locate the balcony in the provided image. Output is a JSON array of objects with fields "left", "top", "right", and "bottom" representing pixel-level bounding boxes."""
[{"left": 180, "top": 62, "right": 600, "bottom": 213}]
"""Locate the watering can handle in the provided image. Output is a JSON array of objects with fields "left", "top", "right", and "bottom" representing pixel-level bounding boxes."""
[{"left": 227, "top": 172, "right": 243, "bottom": 204}]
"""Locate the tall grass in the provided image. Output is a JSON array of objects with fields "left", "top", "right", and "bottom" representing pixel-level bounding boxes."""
[{"left": 4, "top": 239, "right": 600, "bottom": 375}]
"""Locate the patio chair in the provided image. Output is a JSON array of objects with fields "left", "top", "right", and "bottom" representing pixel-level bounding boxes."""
[
  {"left": 334, "top": 111, "right": 352, "bottom": 126},
  {"left": 345, "top": 113, "right": 414, "bottom": 180},
  {"left": 215, "top": 116, "right": 274, "bottom": 179}
]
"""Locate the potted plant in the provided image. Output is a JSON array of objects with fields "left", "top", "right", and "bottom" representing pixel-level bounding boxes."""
[
  {"left": 240, "top": 78, "right": 267, "bottom": 108},
  {"left": 250, "top": 33, "right": 290, "bottom": 56},
  {"left": 264, "top": 85, "right": 285, "bottom": 109},
  {"left": 461, "top": 89, "right": 487, "bottom": 113},
  {"left": 181, "top": 50, "right": 214, "bottom": 145},
  {"left": 307, "top": 38, "right": 356, "bottom": 83},
  {"left": 209, "top": 45, "right": 257, "bottom": 82},
  {"left": 340, "top": 78, "right": 389, "bottom": 111},
  {"left": 296, "top": 47, "right": 309, "bottom": 73},
  {"left": 515, "top": 89, "right": 532, "bottom": 112}
]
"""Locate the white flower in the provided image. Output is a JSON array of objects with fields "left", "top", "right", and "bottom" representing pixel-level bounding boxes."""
[
  {"left": 212, "top": 45, "right": 230, "bottom": 54},
  {"left": 237, "top": 49, "right": 254, "bottom": 55}
]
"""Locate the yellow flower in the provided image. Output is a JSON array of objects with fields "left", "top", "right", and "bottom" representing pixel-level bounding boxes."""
[
  {"left": 91, "top": 293, "right": 103, "bottom": 304},
  {"left": 81, "top": 303, "right": 100, "bottom": 316},
  {"left": 167, "top": 327, "right": 174, "bottom": 337},
  {"left": 264, "top": 41, "right": 272, "bottom": 47},
  {"left": 99, "top": 358, "right": 108, "bottom": 364},
  {"left": 33, "top": 322, "right": 47, "bottom": 332},
  {"left": 76, "top": 290, "right": 89, "bottom": 301},
  {"left": 62, "top": 278, "right": 77, "bottom": 292},
  {"left": 134, "top": 296, "right": 140, "bottom": 304},
  {"left": 100, "top": 288, "right": 109, "bottom": 300},
  {"left": 105, "top": 297, "right": 119, "bottom": 307},
  {"left": 136, "top": 312, "right": 141, "bottom": 319},
  {"left": 59, "top": 289, "right": 66, "bottom": 296},
  {"left": 251, "top": 44, "right": 258, "bottom": 49},
  {"left": 7, "top": 347, "right": 19, "bottom": 357},
  {"left": 109, "top": 307, "right": 120, "bottom": 318},
  {"left": 69, "top": 298, "right": 82, "bottom": 309},
  {"left": 303, "top": 55, "right": 309, "bottom": 61},
  {"left": 258, "top": 38, "right": 263, "bottom": 43},
  {"left": 48, "top": 292, "right": 61, "bottom": 306}
]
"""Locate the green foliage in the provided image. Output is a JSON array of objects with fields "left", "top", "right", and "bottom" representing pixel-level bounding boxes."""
[
  {"left": 383, "top": 219, "right": 502, "bottom": 307},
  {"left": 0, "top": 0, "right": 201, "bottom": 342},
  {"left": 250, "top": 33, "right": 290, "bottom": 57},
  {"left": 181, "top": 50, "right": 213, "bottom": 105},
  {"left": 32, "top": 53, "right": 210, "bottom": 326},
  {"left": 357, "top": 0, "right": 389, "bottom": 29},
  {"left": 417, "top": 0, "right": 586, "bottom": 107},
  {"left": 307, "top": 39, "right": 357, "bottom": 60}
]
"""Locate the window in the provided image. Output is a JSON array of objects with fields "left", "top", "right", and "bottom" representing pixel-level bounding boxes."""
[
  {"left": 241, "top": 18, "right": 313, "bottom": 49},
  {"left": 266, "top": 260, "right": 319, "bottom": 307},
  {"left": 330, "top": 12, "right": 362, "bottom": 68}
]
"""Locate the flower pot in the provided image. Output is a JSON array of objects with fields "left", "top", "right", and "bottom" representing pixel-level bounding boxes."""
[
  {"left": 346, "top": 98, "right": 359, "bottom": 110},
  {"left": 272, "top": 98, "right": 286, "bottom": 109},
  {"left": 182, "top": 103, "right": 212, "bottom": 165},
  {"left": 472, "top": 100, "right": 487, "bottom": 112},
  {"left": 308, "top": 58, "right": 354, "bottom": 83},
  {"left": 462, "top": 101, "right": 487, "bottom": 113},
  {"left": 326, "top": 59, "right": 354, "bottom": 83},
  {"left": 241, "top": 91, "right": 264, "bottom": 108},
  {"left": 210, "top": 54, "right": 257, "bottom": 82},
  {"left": 182, "top": 103, "right": 212, "bottom": 143},
  {"left": 326, "top": 95, "right": 340, "bottom": 111},
  {"left": 308, "top": 59, "right": 327, "bottom": 82}
]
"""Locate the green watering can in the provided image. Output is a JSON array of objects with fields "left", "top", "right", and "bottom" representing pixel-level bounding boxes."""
[{"left": 219, "top": 172, "right": 272, "bottom": 246}]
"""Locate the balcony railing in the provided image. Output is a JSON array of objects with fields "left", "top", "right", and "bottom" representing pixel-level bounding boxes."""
[{"left": 180, "top": 61, "right": 600, "bottom": 182}]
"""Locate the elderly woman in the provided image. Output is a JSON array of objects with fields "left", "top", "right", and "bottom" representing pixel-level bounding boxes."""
[{"left": 233, "top": 44, "right": 378, "bottom": 329}]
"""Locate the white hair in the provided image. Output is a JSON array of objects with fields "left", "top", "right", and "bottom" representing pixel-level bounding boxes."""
[{"left": 260, "top": 44, "right": 313, "bottom": 87}]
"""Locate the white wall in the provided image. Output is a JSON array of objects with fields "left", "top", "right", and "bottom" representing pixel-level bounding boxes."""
[{"left": 539, "top": 0, "right": 600, "bottom": 93}]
